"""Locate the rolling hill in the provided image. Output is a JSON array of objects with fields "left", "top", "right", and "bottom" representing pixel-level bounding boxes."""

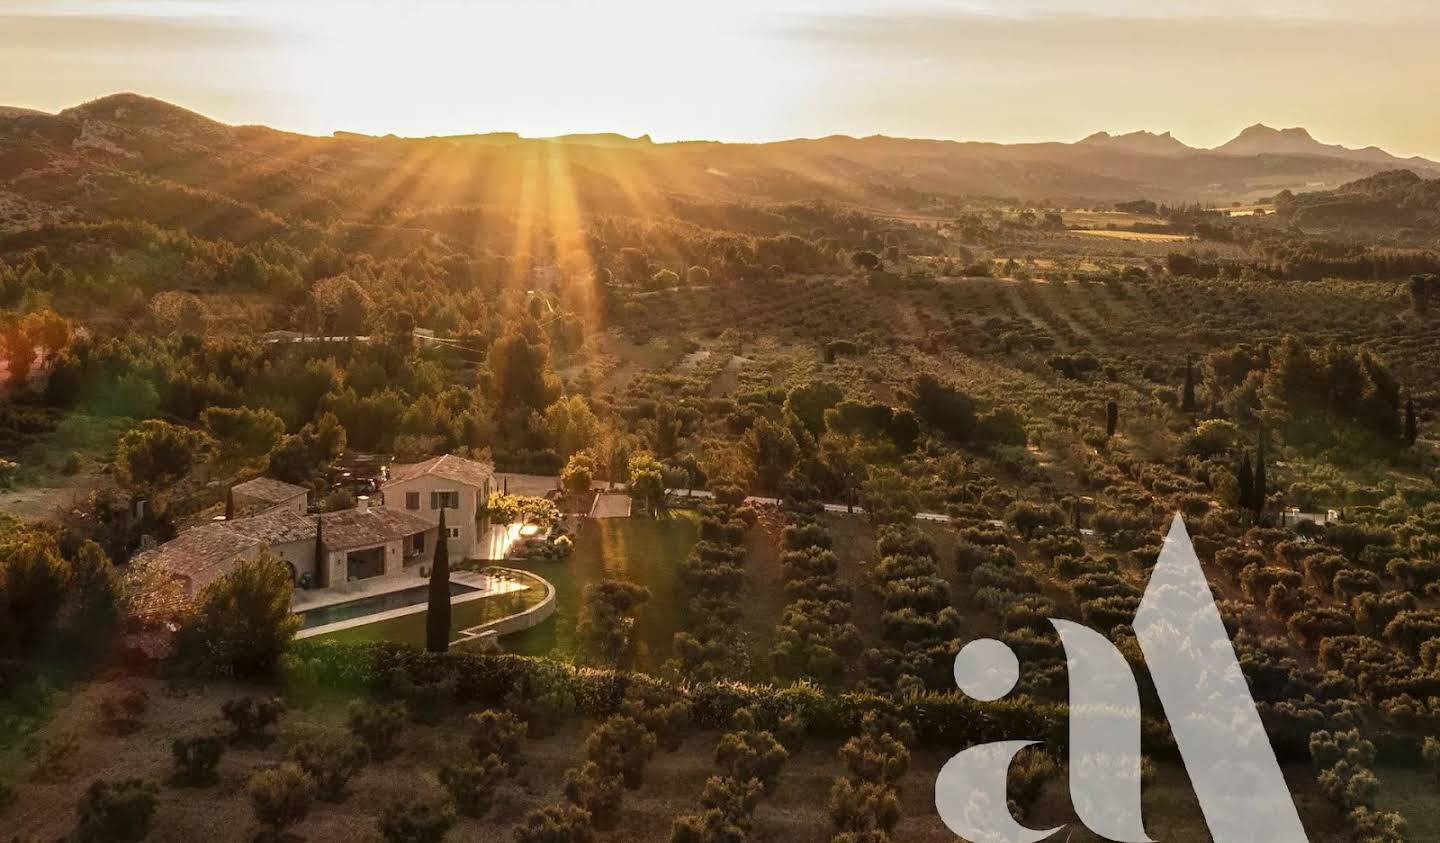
[{"left": 3, "top": 93, "right": 1439, "bottom": 240}]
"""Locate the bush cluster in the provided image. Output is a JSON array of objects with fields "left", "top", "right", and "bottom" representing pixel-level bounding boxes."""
[{"left": 770, "top": 513, "right": 858, "bottom": 682}]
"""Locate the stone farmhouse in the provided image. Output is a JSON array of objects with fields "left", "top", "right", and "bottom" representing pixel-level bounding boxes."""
[
  {"left": 380, "top": 453, "right": 496, "bottom": 561},
  {"left": 136, "top": 453, "right": 499, "bottom": 598}
]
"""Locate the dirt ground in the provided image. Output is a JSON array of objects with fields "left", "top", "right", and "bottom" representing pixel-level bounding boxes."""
[
  {"left": 0, "top": 470, "right": 108, "bottom": 522},
  {"left": 1, "top": 673, "right": 1360, "bottom": 842},
  {"left": 1, "top": 675, "right": 972, "bottom": 843}
]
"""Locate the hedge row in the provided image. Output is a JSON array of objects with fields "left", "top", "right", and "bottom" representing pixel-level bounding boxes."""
[{"left": 281, "top": 642, "right": 1066, "bottom": 751}]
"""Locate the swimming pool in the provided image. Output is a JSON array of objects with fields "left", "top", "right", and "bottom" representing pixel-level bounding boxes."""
[{"left": 296, "top": 582, "right": 479, "bottom": 630}]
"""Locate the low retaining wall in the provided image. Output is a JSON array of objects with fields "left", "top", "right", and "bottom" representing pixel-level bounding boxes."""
[{"left": 451, "top": 566, "right": 556, "bottom": 650}]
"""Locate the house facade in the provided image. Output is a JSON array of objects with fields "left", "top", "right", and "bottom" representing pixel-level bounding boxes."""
[
  {"left": 381, "top": 454, "right": 495, "bottom": 561},
  {"left": 136, "top": 498, "right": 436, "bottom": 598}
]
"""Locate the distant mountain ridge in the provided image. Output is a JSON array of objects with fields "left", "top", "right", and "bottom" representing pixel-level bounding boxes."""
[
  {"left": 1213, "top": 123, "right": 1434, "bottom": 168},
  {"left": 1078, "top": 130, "right": 1193, "bottom": 156},
  {"left": 1074, "top": 123, "right": 1439, "bottom": 170},
  {"left": 3, "top": 92, "right": 1440, "bottom": 227}
]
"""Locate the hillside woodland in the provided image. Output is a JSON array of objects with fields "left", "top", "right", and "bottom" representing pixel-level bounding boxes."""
[{"left": 3, "top": 96, "right": 1440, "bottom": 842}]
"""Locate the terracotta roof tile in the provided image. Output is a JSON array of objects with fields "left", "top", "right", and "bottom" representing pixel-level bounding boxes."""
[
  {"left": 384, "top": 454, "right": 494, "bottom": 490},
  {"left": 317, "top": 507, "right": 435, "bottom": 551},
  {"left": 231, "top": 476, "right": 308, "bottom": 504}
]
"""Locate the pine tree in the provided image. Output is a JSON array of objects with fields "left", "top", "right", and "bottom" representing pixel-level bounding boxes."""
[
  {"left": 1182, "top": 355, "right": 1197, "bottom": 413},
  {"left": 1405, "top": 398, "right": 1418, "bottom": 445},
  {"left": 1253, "top": 433, "right": 1267, "bottom": 517},
  {"left": 1105, "top": 400, "right": 1118, "bottom": 439},
  {"left": 427, "top": 507, "right": 451, "bottom": 653},
  {"left": 1237, "top": 452, "right": 1254, "bottom": 513}
]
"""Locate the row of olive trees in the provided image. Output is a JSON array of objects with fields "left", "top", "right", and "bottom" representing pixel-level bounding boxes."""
[
  {"left": 770, "top": 504, "right": 859, "bottom": 683},
  {"left": 670, "top": 488, "right": 756, "bottom": 680},
  {"left": 670, "top": 707, "right": 792, "bottom": 842}
]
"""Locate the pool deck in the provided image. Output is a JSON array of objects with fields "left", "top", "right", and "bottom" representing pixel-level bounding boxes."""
[{"left": 292, "top": 569, "right": 531, "bottom": 640}]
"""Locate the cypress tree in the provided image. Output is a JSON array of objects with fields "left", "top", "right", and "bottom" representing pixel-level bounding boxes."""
[
  {"left": 1253, "top": 433, "right": 1267, "bottom": 517},
  {"left": 427, "top": 507, "right": 451, "bottom": 653},
  {"left": 225, "top": 487, "right": 235, "bottom": 520},
  {"left": 314, "top": 514, "right": 326, "bottom": 587},
  {"left": 1182, "top": 355, "right": 1197, "bottom": 413},
  {"left": 1237, "top": 452, "right": 1254, "bottom": 514},
  {"left": 1105, "top": 400, "right": 1119, "bottom": 439},
  {"left": 1405, "top": 398, "right": 1418, "bottom": 445}
]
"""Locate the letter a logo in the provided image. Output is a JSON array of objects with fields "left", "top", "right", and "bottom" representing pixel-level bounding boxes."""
[{"left": 936, "top": 515, "right": 1307, "bottom": 842}]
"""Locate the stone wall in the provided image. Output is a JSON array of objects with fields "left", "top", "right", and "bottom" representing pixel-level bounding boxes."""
[{"left": 450, "top": 567, "right": 556, "bottom": 649}]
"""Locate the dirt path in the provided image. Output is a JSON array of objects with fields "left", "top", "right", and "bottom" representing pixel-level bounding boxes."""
[{"left": 0, "top": 471, "right": 107, "bottom": 522}]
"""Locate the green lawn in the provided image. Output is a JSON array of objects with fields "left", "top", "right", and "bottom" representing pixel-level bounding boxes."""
[
  {"left": 505, "top": 512, "right": 699, "bottom": 671},
  {"left": 310, "top": 514, "right": 700, "bottom": 669}
]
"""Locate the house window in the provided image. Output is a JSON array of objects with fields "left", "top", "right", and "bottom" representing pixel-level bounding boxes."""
[
  {"left": 405, "top": 492, "right": 420, "bottom": 510},
  {"left": 445, "top": 526, "right": 461, "bottom": 539},
  {"left": 430, "top": 490, "right": 459, "bottom": 510}
]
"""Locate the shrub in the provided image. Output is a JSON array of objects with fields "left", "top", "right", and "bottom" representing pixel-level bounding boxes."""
[
  {"left": 170, "top": 735, "right": 224, "bottom": 786},
  {"left": 440, "top": 754, "right": 508, "bottom": 818},
  {"left": 714, "top": 728, "right": 787, "bottom": 793},
  {"left": 222, "top": 697, "right": 285, "bottom": 745},
  {"left": 504, "top": 667, "right": 576, "bottom": 738},
  {"left": 830, "top": 833, "right": 894, "bottom": 843},
  {"left": 396, "top": 671, "right": 456, "bottom": 725},
  {"left": 1007, "top": 747, "right": 1060, "bottom": 813},
  {"left": 620, "top": 684, "right": 691, "bottom": 752},
  {"left": 840, "top": 731, "right": 909, "bottom": 785},
  {"left": 1004, "top": 501, "right": 1065, "bottom": 538},
  {"left": 563, "top": 761, "right": 624, "bottom": 830},
  {"left": 586, "top": 715, "right": 658, "bottom": 789},
  {"left": 175, "top": 550, "right": 299, "bottom": 679},
  {"left": 286, "top": 728, "right": 368, "bottom": 802},
  {"left": 513, "top": 803, "right": 594, "bottom": 843},
  {"left": 73, "top": 778, "right": 158, "bottom": 843},
  {"left": 1319, "top": 761, "right": 1379, "bottom": 811},
  {"left": 248, "top": 763, "right": 316, "bottom": 838},
  {"left": 377, "top": 789, "right": 456, "bottom": 843},
  {"left": 98, "top": 687, "right": 149, "bottom": 736},
  {"left": 828, "top": 777, "right": 899, "bottom": 833},
  {"left": 1423, "top": 736, "right": 1440, "bottom": 782},
  {"left": 469, "top": 709, "right": 527, "bottom": 769},
  {"left": 1349, "top": 806, "right": 1407, "bottom": 843},
  {"left": 348, "top": 699, "right": 406, "bottom": 761},
  {"left": 579, "top": 579, "right": 652, "bottom": 665},
  {"left": 1310, "top": 729, "right": 1376, "bottom": 770},
  {"left": 670, "top": 809, "right": 747, "bottom": 843},
  {"left": 700, "top": 774, "right": 763, "bottom": 821}
]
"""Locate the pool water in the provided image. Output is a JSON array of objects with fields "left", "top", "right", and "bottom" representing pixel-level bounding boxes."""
[{"left": 297, "top": 582, "right": 478, "bottom": 630}]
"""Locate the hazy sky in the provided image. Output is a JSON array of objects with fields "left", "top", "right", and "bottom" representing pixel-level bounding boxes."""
[{"left": 3, "top": 0, "right": 1440, "bottom": 156}]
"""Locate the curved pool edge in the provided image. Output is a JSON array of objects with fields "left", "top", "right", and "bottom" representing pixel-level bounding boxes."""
[{"left": 450, "top": 566, "right": 557, "bottom": 650}]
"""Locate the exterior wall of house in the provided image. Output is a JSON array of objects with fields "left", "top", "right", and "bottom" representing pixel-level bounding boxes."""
[
  {"left": 382, "top": 475, "right": 482, "bottom": 560},
  {"left": 312, "top": 539, "right": 414, "bottom": 586},
  {"left": 269, "top": 538, "right": 318, "bottom": 584}
]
